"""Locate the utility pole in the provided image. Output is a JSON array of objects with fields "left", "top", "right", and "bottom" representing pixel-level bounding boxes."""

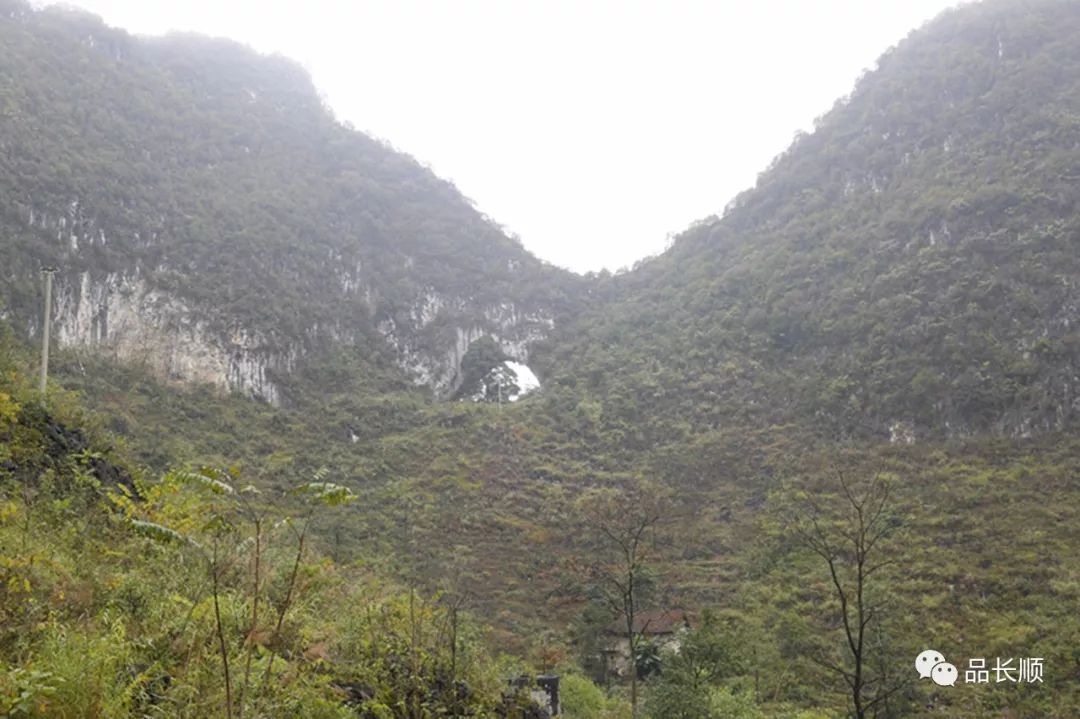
[{"left": 39, "top": 267, "right": 58, "bottom": 397}]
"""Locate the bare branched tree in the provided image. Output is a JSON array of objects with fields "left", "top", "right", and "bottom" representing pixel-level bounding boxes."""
[
  {"left": 580, "top": 483, "right": 666, "bottom": 717},
  {"left": 791, "top": 470, "right": 907, "bottom": 719}
]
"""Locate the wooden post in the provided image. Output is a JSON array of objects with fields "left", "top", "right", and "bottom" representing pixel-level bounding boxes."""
[{"left": 39, "top": 267, "right": 57, "bottom": 397}]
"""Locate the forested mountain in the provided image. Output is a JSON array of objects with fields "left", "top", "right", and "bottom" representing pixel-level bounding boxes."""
[
  {"left": 0, "top": 0, "right": 582, "bottom": 403},
  {"left": 537, "top": 0, "right": 1080, "bottom": 444},
  {"left": 2, "top": 0, "right": 1080, "bottom": 717}
]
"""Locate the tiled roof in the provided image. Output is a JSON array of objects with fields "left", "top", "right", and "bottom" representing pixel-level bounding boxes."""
[{"left": 608, "top": 610, "right": 695, "bottom": 635}]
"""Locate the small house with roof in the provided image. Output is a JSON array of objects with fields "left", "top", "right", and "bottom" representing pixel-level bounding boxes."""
[{"left": 601, "top": 609, "right": 695, "bottom": 678}]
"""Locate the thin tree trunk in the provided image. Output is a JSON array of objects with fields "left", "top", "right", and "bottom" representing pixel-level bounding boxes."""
[
  {"left": 237, "top": 517, "right": 262, "bottom": 718},
  {"left": 627, "top": 587, "right": 637, "bottom": 716},
  {"left": 450, "top": 605, "right": 458, "bottom": 686},
  {"left": 627, "top": 558, "right": 638, "bottom": 717},
  {"left": 211, "top": 541, "right": 233, "bottom": 719},
  {"left": 410, "top": 589, "right": 421, "bottom": 719},
  {"left": 261, "top": 521, "right": 307, "bottom": 692}
]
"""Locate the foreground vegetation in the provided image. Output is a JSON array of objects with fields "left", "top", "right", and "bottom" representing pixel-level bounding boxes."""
[{"left": 0, "top": 366, "right": 531, "bottom": 716}]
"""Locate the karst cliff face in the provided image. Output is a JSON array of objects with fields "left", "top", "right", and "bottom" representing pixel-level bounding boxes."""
[
  {"left": 49, "top": 270, "right": 291, "bottom": 403},
  {"left": 33, "top": 262, "right": 554, "bottom": 404}
]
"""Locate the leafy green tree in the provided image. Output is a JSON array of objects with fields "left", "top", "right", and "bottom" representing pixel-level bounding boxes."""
[
  {"left": 455, "top": 337, "right": 515, "bottom": 401},
  {"left": 642, "top": 612, "right": 746, "bottom": 719},
  {"left": 570, "top": 600, "right": 619, "bottom": 686},
  {"left": 559, "top": 673, "right": 631, "bottom": 719}
]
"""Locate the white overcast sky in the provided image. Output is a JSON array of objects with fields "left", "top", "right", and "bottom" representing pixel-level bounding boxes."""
[{"left": 46, "top": 0, "right": 965, "bottom": 273}]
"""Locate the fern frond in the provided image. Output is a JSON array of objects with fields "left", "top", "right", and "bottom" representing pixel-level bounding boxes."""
[
  {"left": 166, "top": 467, "right": 235, "bottom": 495},
  {"left": 129, "top": 519, "right": 197, "bottom": 547},
  {"left": 290, "top": 481, "right": 357, "bottom": 507}
]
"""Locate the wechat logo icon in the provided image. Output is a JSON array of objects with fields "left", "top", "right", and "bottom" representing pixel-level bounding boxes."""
[{"left": 915, "top": 649, "right": 957, "bottom": 687}]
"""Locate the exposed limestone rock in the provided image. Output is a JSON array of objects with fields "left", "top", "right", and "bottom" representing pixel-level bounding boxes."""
[
  {"left": 51, "top": 271, "right": 292, "bottom": 404},
  {"left": 888, "top": 421, "right": 916, "bottom": 444},
  {"left": 465, "top": 360, "right": 541, "bottom": 403},
  {"left": 375, "top": 289, "right": 555, "bottom": 398}
]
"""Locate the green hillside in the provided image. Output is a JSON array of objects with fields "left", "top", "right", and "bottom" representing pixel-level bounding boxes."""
[
  {"left": 2, "top": 0, "right": 1080, "bottom": 717},
  {"left": 537, "top": 0, "right": 1080, "bottom": 444}
]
